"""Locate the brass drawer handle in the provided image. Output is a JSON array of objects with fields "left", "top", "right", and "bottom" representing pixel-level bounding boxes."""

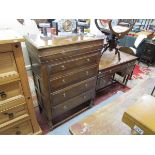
[
  {"left": 86, "top": 58, "right": 90, "bottom": 62},
  {"left": 3, "top": 112, "right": 14, "bottom": 119},
  {"left": 15, "top": 127, "right": 21, "bottom": 135},
  {"left": 86, "top": 71, "right": 89, "bottom": 75},
  {"left": 61, "top": 65, "right": 65, "bottom": 70},
  {"left": 63, "top": 93, "right": 66, "bottom": 97},
  {"left": 0, "top": 91, "right": 7, "bottom": 99},
  {"left": 83, "top": 95, "right": 86, "bottom": 99},
  {"left": 63, "top": 105, "right": 67, "bottom": 110},
  {"left": 62, "top": 79, "right": 65, "bottom": 83},
  {"left": 85, "top": 83, "right": 88, "bottom": 88},
  {"left": 62, "top": 50, "right": 66, "bottom": 54}
]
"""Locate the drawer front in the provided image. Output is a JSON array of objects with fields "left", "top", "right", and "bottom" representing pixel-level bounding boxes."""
[
  {"left": 52, "top": 90, "right": 94, "bottom": 118},
  {"left": 51, "top": 77, "right": 96, "bottom": 106},
  {"left": 0, "top": 104, "right": 27, "bottom": 124},
  {"left": 0, "top": 51, "right": 18, "bottom": 75},
  {"left": 41, "top": 45, "right": 102, "bottom": 62},
  {"left": 0, "top": 120, "right": 33, "bottom": 135},
  {"left": 50, "top": 65, "right": 98, "bottom": 91},
  {"left": 0, "top": 44, "right": 12, "bottom": 53},
  {"left": 0, "top": 81, "right": 23, "bottom": 101},
  {"left": 48, "top": 53, "right": 100, "bottom": 75},
  {"left": 96, "top": 75, "right": 113, "bottom": 90}
]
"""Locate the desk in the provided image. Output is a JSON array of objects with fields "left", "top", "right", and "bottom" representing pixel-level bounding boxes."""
[
  {"left": 69, "top": 77, "right": 155, "bottom": 135},
  {"left": 96, "top": 51, "right": 138, "bottom": 91}
]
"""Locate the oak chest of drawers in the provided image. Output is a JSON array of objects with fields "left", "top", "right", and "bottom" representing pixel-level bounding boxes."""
[
  {"left": 25, "top": 34, "right": 103, "bottom": 129},
  {"left": 0, "top": 30, "right": 42, "bottom": 135}
]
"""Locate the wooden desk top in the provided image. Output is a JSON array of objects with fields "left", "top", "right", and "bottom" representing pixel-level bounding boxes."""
[
  {"left": 69, "top": 78, "right": 155, "bottom": 135},
  {"left": 99, "top": 51, "right": 137, "bottom": 71},
  {"left": 0, "top": 30, "right": 24, "bottom": 44},
  {"left": 25, "top": 34, "right": 103, "bottom": 49}
]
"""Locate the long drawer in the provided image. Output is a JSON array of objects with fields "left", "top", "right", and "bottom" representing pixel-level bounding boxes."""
[
  {"left": 51, "top": 77, "right": 96, "bottom": 106},
  {"left": 0, "top": 103, "right": 27, "bottom": 124},
  {"left": 0, "top": 81, "right": 23, "bottom": 101},
  {"left": 0, "top": 120, "right": 33, "bottom": 135},
  {"left": 50, "top": 65, "right": 98, "bottom": 91},
  {"left": 48, "top": 52, "right": 100, "bottom": 75},
  {"left": 52, "top": 89, "right": 94, "bottom": 118},
  {"left": 40, "top": 44, "right": 102, "bottom": 62},
  {"left": 98, "top": 61, "right": 136, "bottom": 78}
]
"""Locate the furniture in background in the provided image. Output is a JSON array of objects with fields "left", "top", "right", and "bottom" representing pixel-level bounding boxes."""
[
  {"left": 69, "top": 78, "right": 155, "bottom": 135},
  {"left": 25, "top": 34, "right": 103, "bottom": 129},
  {"left": 0, "top": 30, "right": 41, "bottom": 135},
  {"left": 122, "top": 94, "right": 155, "bottom": 135},
  {"left": 138, "top": 40, "right": 155, "bottom": 66},
  {"left": 96, "top": 51, "right": 137, "bottom": 91}
]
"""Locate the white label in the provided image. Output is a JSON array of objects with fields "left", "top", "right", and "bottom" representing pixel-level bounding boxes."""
[{"left": 133, "top": 125, "right": 144, "bottom": 135}]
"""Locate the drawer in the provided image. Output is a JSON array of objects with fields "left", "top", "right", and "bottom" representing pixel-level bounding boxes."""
[
  {"left": 52, "top": 89, "right": 94, "bottom": 118},
  {"left": 0, "top": 119, "right": 33, "bottom": 135},
  {"left": 0, "top": 103, "right": 27, "bottom": 124},
  {"left": 0, "top": 44, "right": 12, "bottom": 53},
  {"left": 50, "top": 65, "right": 98, "bottom": 91},
  {"left": 0, "top": 51, "right": 19, "bottom": 84},
  {"left": 48, "top": 53, "right": 100, "bottom": 75},
  {"left": 40, "top": 44, "right": 102, "bottom": 62},
  {"left": 0, "top": 95, "right": 25, "bottom": 112},
  {"left": 96, "top": 75, "right": 113, "bottom": 90},
  {"left": 0, "top": 81, "right": 23, "bottom": 102},
  {"left": 51, "top": 77, "right": 96, "bottom": 106}
]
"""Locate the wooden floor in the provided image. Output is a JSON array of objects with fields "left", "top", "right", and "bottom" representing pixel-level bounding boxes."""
[{"left": 69, "top": 77, "right": 155, "bottom": 135}]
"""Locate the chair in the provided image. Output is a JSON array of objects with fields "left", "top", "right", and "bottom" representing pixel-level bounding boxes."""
[{"left": 129, "top": 34, "right": 147, "bottom": 56}]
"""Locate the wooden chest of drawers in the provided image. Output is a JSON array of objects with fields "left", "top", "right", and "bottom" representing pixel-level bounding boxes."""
[
  {"left": 25, "top": 34, "right": 103, "bottom": 129},
  {"left": 0, "top": 30, "right": 42, "bottom": 135}
]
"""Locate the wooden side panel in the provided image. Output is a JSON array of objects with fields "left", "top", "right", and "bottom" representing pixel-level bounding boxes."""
[{"left": 12, "top": 42, "right": 41, "bottom": 134}]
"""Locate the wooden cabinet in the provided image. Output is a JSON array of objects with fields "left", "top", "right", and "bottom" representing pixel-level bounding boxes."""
[
  {"left": 25, "top": 34, "right": 103, "bottom": 129},
  {"left": 0, "top": 30, "right": 42, "bottom": 135}
]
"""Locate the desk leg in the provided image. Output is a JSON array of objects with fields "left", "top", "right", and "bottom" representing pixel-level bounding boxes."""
[
  {"left": 125, "top": 75, "right": 130, "bottom": 85},
  {"left": 151, "top": 86, "right": 155, "bottom": 96},
  {"left": 123, "top": 76, "right": 127, "bottom": 84}
]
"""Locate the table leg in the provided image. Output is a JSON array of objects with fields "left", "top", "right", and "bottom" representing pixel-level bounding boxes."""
[{"left": 151, "top": 86, "right": 155, "bottom": 96}]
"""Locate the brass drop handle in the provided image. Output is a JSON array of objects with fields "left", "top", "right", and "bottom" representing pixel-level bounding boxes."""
[
  {"left": 83, "top": 95, "right": 86, "bottom": 99},
  {"left": 63, "top": 105, "right": 67, "bottom": 110},
  {"left": 85, "top": 83, "right": 88, "bottom": 88},
  {"left": 61, "top": 65, "right": 65, "bottom": 70},
  {"left": 3, "top": 112, "right": 14, "bottom": 119},
  {"left": 62, "top": 50, "right": 66, "bottom": 55},
  {"left": 63, "top": 93, "right": 66, "bottom": 97},
  {"left": 62, "top": 79, "right": 65, "bottom": 83},
  {"left": 0, "top": 91, "right": 7, "bottom": 99},
  {"left": 86, "top": 58, "right": 90, "bottom": 62},
  {"left": 15, "top": 127, "right": 21, "bottom": 135},
  {"left": 86, "top": 71, "right": 89, "bottom": 75}
]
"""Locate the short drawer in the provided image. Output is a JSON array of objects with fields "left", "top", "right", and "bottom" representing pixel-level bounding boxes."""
[
  {"left": 52, "top": 89, "right": 94, "bottom": 118},
  {"left": 50, "top": 65, "right": 98, "bottom": 91},
  {"left": 96, "top": 75, "right": 113, "bottom": 90},
  {"left": 48, "top": 53, "right": 100, "bottom": 75},
  {"left": 0, "top": 103, "right": 27, "bottom": 124},
  {"left": 0, "top": 81, "right": 23, "bottom": 102},
  {"left": 51, "top": 77, "right": 96, "bottom": 106},
  {"left": 0, "top": 51, "right": 19, "bottom": 84},
  {"left": 0, "top": 120, "right": 33, "bottom": 135},
  {"left": 0, "top": 44, "right": 12, "bottom": 53}
]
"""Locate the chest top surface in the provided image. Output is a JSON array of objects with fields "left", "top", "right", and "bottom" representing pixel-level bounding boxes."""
[
  {"left": 25, "top": 34, "right": 103, "bottom": 49},
  {"left": 99, "top": 50, "right": 137, "bottom": 71},
  {"left": 0, "top": 30, "right": 24, "bottom": 44}
]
